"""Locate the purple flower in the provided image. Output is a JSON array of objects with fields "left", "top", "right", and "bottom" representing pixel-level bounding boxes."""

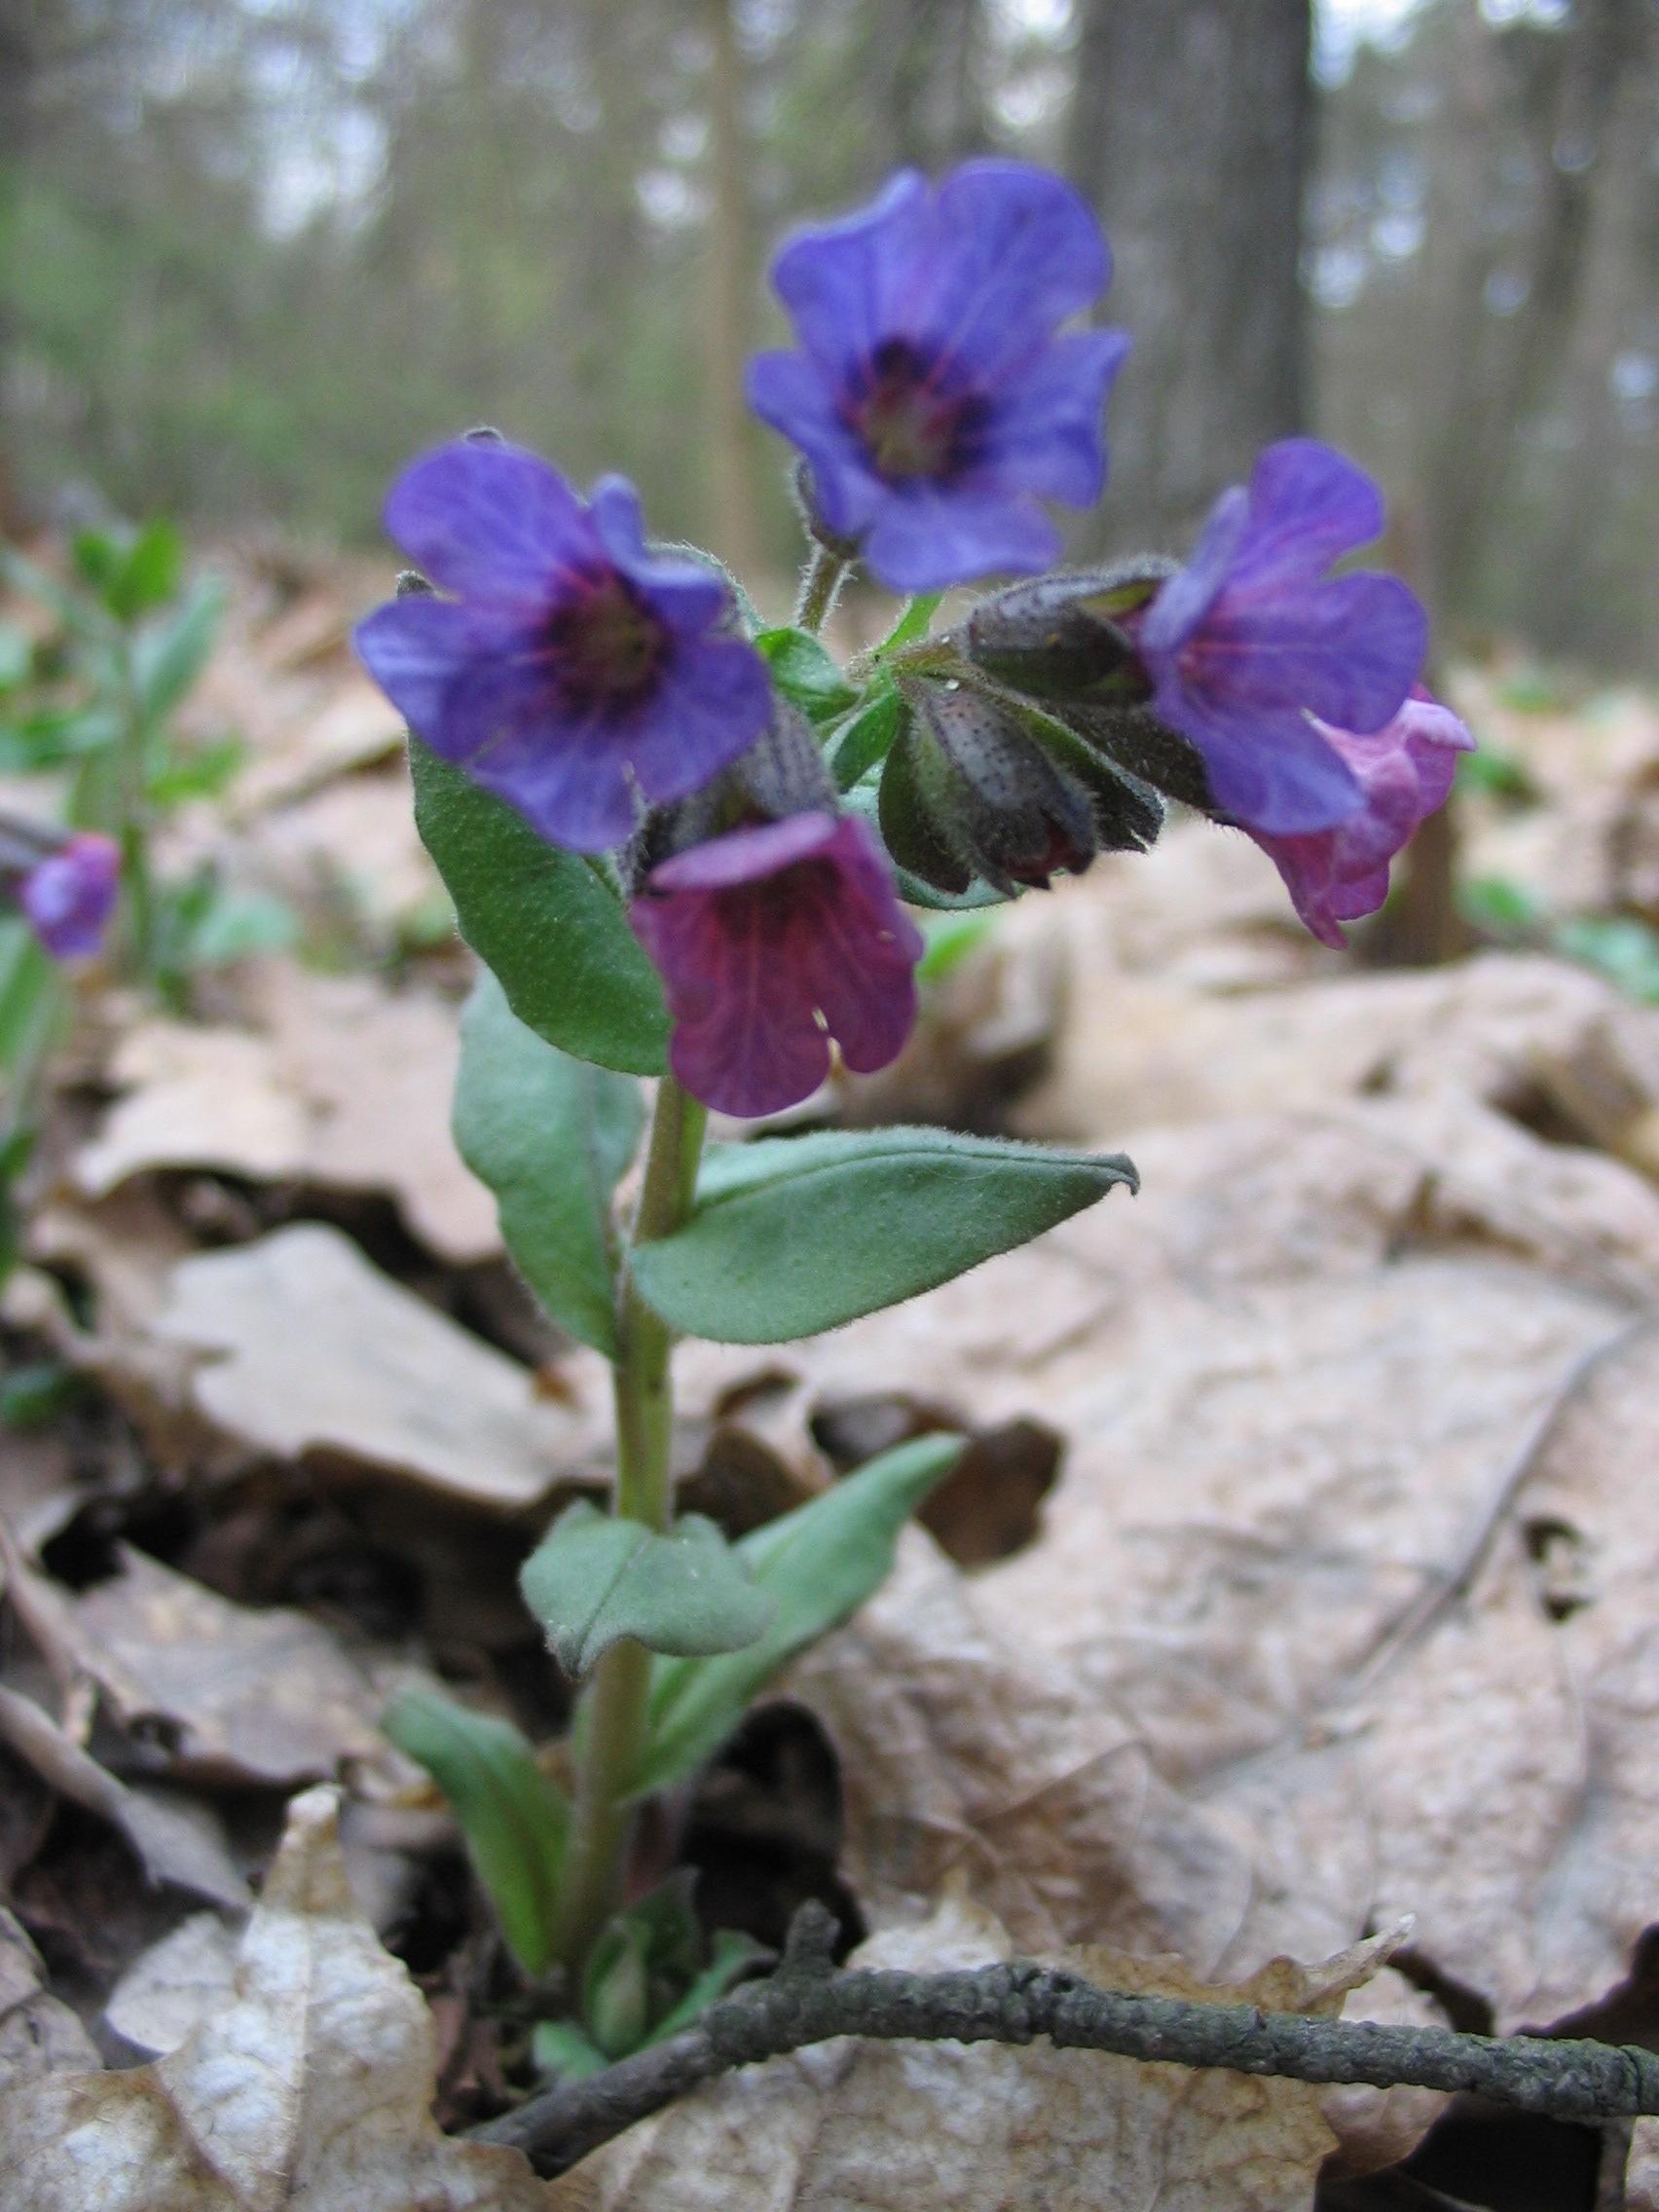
[
  {"left": 1251, "top": 692, "right": 1475, "bottom": 947},
  {"left": 1133, "top": 439, "right": 1430, "bottom": 836},
  {"left": 747, "top": 162, "right": 1127, "bottom": 594},
  {"left": 630, "top": 812, "right": 923, "bottom": 1118},
  {"left": 14, "top": 831, "right": 120, "bottom": 960},
  {"left": 354, "top": 440, "right": 772, "bottom": 854}
]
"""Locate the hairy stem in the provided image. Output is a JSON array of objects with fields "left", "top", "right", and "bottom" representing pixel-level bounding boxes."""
[
  {"left": 794, "top": 543, "right": 849, "bottom": 635},
  {"left": 479, "top": 1904, "right": 1659, "bottom": 2176},
  {"left": 553, "top": 1074, "right": 708, "bottom": 1977}
]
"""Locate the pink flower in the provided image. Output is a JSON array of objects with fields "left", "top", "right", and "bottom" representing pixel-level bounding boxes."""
[
  {"left": 630, "top": 813, "right": 923, "bottom": 1118},
  {"left": 1251, "top": 693, "right": 1474, "bottom": 946}
]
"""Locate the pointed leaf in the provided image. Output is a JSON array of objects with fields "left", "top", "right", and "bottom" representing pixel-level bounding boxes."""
[
  {"left": 631, "top": 1127, "right": 1137, "bottom": 1345},
  {"left": 520, "top": 1501, "right": 774, "bottom": 1678},
  {"left": 382, "top": 1683, "right": 567, "bottom": 1977},
  {"left": 635, "top": 1432, "right": 962, "bottom": 1794},
  {"left": 411, "top": 740, "right": 669, "bottom": 1076},
  {"left": 827, "top": 684, "right": 903, "bottom": 791},
  {"left": 133, "top": 575, "right": 226, "bottom": 727},
  {"left": 453, "top": 972, "right": 645, "bottom": 1356},
  {"left": 756, "top": 627, "right": 858, "bottom": 724}
]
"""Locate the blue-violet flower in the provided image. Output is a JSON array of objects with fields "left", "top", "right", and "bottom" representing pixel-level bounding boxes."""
[
  {"left": 6, "top": 830, "right": 120, "bottom": 960},
  {"left": 354, "top": 440, "right": 772, "bottom": 854},
  {"left": 747, "top": 161, "right": 1127, "bottom": 594},
  {"left": 1251, "top": 691, "right": 1474, "bottom": 947},
  {"left": 1133, "top": 438, "right": 1429, "bottom": 836},
  {"left": 630, "top": 812, "right": 923, "bottom": 1118}
]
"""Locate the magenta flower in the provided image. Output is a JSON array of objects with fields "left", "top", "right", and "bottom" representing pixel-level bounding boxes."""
[
  {"left": 1133, "top": 439, "right": 1429, "bottom": 836},
  {"left": 747, "top": 162, "right": 1127, "bottom": 594},
  {"left": 630, "top": 813, "right": 924, "bottom": 1118},
  {"left": 1, "top": 828, "right": 120, "bottom": 960},
  {"left": 354, "top": 441, "right": 772, "bottom": 854},
  {"left": 1251, "top": 693, "right": 1475, "bottom": 946}
]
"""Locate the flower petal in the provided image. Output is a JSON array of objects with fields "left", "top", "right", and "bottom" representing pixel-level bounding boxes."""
[
  {"left": 383, "top": 441, "right": 597, "bottom": 602},
  {"left": 1228, "top": 439, "right": 1387, "bottom": 594},
  {"left": 980, "top": 327, "right": 1128, "bottom": 506},
  {"left": 352, "top": 598, "right": 543, "bottom": 750},
  {"left": 770, "top": 170, "right": 930, "bottom": 377},
  {"left": 621, "top": 634, "right": 775, "bottom": 808},
  {"left": 588, "top": 475, "right": 728, "bottom": 633},
  {"left": 1199, "top": 571, "right": 1428, "bottom": 735},
  {"left": 744, "top": 353, "right": 887, "bottom": 538},
  {"left": 1157, "top": 687, "right": 1364, "bottom": 834},
  {"left": 862, "top": 484, "right": 1061, "bottom": 593}
]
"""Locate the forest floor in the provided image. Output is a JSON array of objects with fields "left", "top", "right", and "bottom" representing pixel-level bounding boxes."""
[{"left": 4, "top": 543, "right": 1659, "bottom": 2211}]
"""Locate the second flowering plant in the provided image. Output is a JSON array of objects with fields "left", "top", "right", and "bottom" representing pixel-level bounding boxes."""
[{"left": 356, "top": 159, "right": 1469, "bottom": 2072}]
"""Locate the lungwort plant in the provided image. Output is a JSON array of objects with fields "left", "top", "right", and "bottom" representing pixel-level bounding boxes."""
[{"left": 364, "top": 159, "right": 1472, "bottom": 2074}]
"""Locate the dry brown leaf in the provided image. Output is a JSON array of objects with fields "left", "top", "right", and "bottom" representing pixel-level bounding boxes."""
[
  {"left": 104, "top": 1911, "right": 240, "bottom": 2059},
  {"left": 0, "top": 1683, "right": 247, "bottom": 1907},
  {"left": 60, "top": 1544, "right": 393, "bottom": 1788},
  {"left": 76, "top": 968, "right": 497, "bottom": 1264},
  {"left": 674, "top": 1088, "right": 1659, "bottom": 2039},
  {"left": 558, "top": 1885, "right": 1393, "bottom": 2212},
  {"left": 1628, "top": 2117, "right": 1659, "bottom": 2209},
  {"left": 0, "top": 1784, "right": 557, "bottom": 2212},
  {"left": 0, "top": 1908, "right": 101, "bottom": 2088},
  {"left": 151, "top": 1221, "right": 606, "bottom": 1507}
]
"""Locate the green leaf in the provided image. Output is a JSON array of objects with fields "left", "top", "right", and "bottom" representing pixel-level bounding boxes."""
[
  {"left": 186, "top": 885, "right": 298, "bottom": 967},
  {"left": 0, "top": 623, "right": 31, "bottom": 691},
  {"left": 453, "top": 973, "right": 644, "bottom": 1356},
  {"left": 645, "top": 1928, "right": 768, "bottom": 2043},
  {"left": 869, "top": 592, "right": 943, "bottom": 658},
  {"left": 916, "top": 907, "right": 998, "bottom": 985},
  {"left": 133, "top": 575, "right": 226, "bottom": 727},
  {"left": 382, "top": 1683, "right": 567, "bottom": 1978},
  {"left": 147, "top": 734, "right": 244, "bottom": 807},
  {"left": 756, "top": 627, "right": 858, "bottom": 724},
  {"left": 635, "top": 1432, "right": 963, "bottom": 1794},
  {"left": 411, "top": 740, "right": 669, "bottom": 1076},
  {"left": 1, "top": 1361, "right": 85, "bottom": 1430},
  {"left": 826, "top": 686, "right": 903, "bottom": 792},
  {"left": 532, "top": 2019, "right": 611, "bottom": 2081},
  {"left": 520, "top": 1501, "right": 775, "bottom": 1678},
  {"left": 107, "top": 519, "right": 183, "bottom": 622},
  {"left": 632, "top": 1127, "right": 1137, "bottom": 1345}
]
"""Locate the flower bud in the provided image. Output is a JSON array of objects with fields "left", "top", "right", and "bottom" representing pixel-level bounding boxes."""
[
  {"left": 1060, "top": 703, "right": 1220, "bottom": 816},
  {"left": 963, "top": 558, "right": 1175, "bottom": 704},
  {"left": 880, "top": 676, "right": 1161, "bottom": 900}
]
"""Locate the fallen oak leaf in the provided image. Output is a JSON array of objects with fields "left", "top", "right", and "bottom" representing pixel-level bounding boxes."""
[
  {"left": 536, "top": 1887, "right": 1407, "bottom": 2212},
  {"left": 0, "top": 1784, "right": 560, "bottom": 2211}
]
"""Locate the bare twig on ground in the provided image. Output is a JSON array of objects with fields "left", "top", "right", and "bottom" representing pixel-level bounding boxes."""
[{"left": 471, "top": 1903, "right": 1659, "bottom": 2177}]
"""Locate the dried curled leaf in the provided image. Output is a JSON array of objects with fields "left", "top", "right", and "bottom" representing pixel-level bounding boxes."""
[
  {"left": 0, "top": 1786, "right": 558, "bottom": 2211},
  {"left": 554, "top": 1886, "right": 1398, "bottom": 2212}
]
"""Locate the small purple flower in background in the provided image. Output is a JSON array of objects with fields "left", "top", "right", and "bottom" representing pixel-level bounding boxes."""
[
  {"left": 630, "top": 813, "right": 923, "bottom": 1119},
  {"left": 747, "top": 161, "right": 1127, "bottom": 594},
  {"left": 1251, "top": 692, "right": 1475, "bottom": 947},
  {"left": 8, "top": 830, "right": 120, "bottom": 960},
  {"left": 1132, "top": 438, "right": 1429, "bottom": 837},
  {"left": 354, "top": 440, "right": 772, "bottom": 854}
]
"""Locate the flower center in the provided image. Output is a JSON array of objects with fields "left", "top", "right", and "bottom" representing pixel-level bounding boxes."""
[
  {"left": 850, "top": 339, "right": 988, "bottom": 485},
  {"left": 543, "top": 570, "right": 669, "bottom": 712}
]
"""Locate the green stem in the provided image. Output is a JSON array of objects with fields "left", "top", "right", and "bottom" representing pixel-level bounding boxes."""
[
  {"left": 794, "top": 543, "right": 849, "bottom": 636},
  {"left": 554, "top": 1074, "right": 708, "bottom": 1979},
  {"left": 116, "top": 638, "right": 154, "bottom": 981}
]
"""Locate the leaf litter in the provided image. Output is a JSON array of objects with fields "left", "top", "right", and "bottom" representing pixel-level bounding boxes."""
[{"left": 9, "top": 576, "right": 1659, "bottom": 2204}]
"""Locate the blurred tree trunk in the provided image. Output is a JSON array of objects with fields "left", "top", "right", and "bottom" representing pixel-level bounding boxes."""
[
  {"left": 0, "top": 0, "right": 45, "bottom": 533},
  {"left": 867, "top": 0, "right": 984, "bottom": 170},
  {"left": 1420, "top": 0, "right": 1640, "bottom": 624},
  {"left": 700, "top": 0, "right": 762, "bottom": 578},
  {"left": 1064, "top": 0, "right": 1313, "bottom": 551},
  {"left": 1519, "top": 0, "right": 1656, "bottom": 660}
]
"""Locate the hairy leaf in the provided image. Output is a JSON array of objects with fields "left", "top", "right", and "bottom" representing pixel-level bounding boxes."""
[
  {"left": 411, "top": 739, "right": 669, "bottom": 1075},
  {"left": 632, "top": 1128, "right": 1137, "bottom": 1344},
  {"left": 453, "top": 972, "right": 645, "bottom": 1355},
  {"left": 521, "top": 1502, "right": 774, "bottom": 1678}
]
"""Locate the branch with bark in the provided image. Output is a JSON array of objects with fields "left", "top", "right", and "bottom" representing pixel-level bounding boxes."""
[{"left": 473, "top": 1903, "right": 1659, "bottom": 2178}]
